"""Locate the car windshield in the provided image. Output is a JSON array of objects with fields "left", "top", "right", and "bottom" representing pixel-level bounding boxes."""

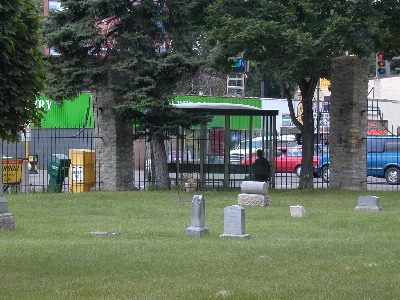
[
  {"left": 242, "top": 140, "right": 263, "bottom": 149},
  {"left": 277, "top": 147, "right": 320, "bottom": 157},
  {"left": 288, "top": 148, "right": 302, "bottom": 156}
]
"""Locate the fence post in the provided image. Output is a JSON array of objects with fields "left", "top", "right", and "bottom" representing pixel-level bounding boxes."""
[{"left": 19, "top": 159, "right": 30, "bottom": 193}]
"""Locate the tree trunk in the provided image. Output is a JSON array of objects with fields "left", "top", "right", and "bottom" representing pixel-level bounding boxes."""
[
  {"left": 285, "top": 77, "right": 319, "bottom": 190},
  {"left": 297, "top": 76, "right": 320, "bottom": 190},
  {"left": 150, "top": 133, "right": 171, "bottom": 189},
  {"left": 298, "top": 94, "right": 315, "bottom": 190}
]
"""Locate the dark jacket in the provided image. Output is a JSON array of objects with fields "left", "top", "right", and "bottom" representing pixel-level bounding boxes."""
[{"left": 252, "top": 156, "right": 270, "bottom": 182}]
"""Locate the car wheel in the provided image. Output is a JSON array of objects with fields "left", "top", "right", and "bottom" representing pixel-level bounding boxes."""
[
  {"left": 322, "top": 165, "right": 330, "bottom": 183},
  {"left": 295, "top": 165, "right": 301, "bottom": 177},
  {"left": 385, "top": 167, "right": 400, "bottom": 184}
]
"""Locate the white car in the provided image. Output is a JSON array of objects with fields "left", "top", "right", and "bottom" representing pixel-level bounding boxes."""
[
  {"left": 229, "top": 135, "right": 297, "bottom": 164},
  {"left": 229, "top": 137, "right": 264, "bottom": 164}
]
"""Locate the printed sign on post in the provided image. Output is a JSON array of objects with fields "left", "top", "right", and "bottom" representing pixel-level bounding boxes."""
[
  {"left": 72, "top": 166, "right": 84, "bottom": 183},
  {"left": 2, "top": 159, "right": 23, "bottom": 183}
]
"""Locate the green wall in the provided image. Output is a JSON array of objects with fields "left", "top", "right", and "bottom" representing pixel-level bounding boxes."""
[
  {"left": 35, "top": 93, "right": 93, "bottom": 128},
  {"left": 35, "top": 94, "right": 261, "bottom": 130}
]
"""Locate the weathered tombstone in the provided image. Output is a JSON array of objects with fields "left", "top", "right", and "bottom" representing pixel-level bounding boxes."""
[
  {"left": 0, "top": 196, "right": 15, "bottom": 230},
  {"left": 238, "top": 181, "right": 269, "bottom": 207},
  {"left": 186, "top": 195, "right": 209, "bottom": 237},
  {"left": 0, "top": 197, "right": 8, "bottom": 214},
  {"left": 355, "top": 195, "right": 382, "bottom": 211},
  {"left": 290, "top": 205, "right": 306, "bottom": 217},
  {"left": 0, "top": 155, "right": 15, "bottom": 230},
  {"left": 220, "top": 205, "right": 250, "bottom": 238},
  {"left": 0, "top": 213, "right": 15, "bottom": 231}
]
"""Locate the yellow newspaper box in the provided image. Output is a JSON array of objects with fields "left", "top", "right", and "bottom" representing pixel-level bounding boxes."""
[
  {"left": 2, "top": 159, "right": 23, "bottom": 184},
  {"left": 68, "top": 149, "right": 95, "bottom": 193}
]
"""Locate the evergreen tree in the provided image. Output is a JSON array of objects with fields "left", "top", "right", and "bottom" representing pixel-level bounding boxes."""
[
  {"left": 43, "top": 0, "right": 209, "bottom": 189},
  {"left": 0, "top": 0, "right": 44, "bottom": 141}
]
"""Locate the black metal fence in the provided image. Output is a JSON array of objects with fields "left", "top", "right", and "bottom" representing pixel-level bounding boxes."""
[
  {"left": 2, "top": 121, "right": 400, "bottom": 193},
  {"left": 2, "top": 128, "right": 97, "bottom": 193},
  {"left": 147, "top": 128, "right": 331, "bottom": 191}
]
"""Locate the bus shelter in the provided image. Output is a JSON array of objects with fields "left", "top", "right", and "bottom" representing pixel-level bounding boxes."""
[{"left": 170, "top": 102, "right": 279, "bottom": 189}]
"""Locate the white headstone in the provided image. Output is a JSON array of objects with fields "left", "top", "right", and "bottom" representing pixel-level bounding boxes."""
[
  {"left": 290, "top": 205, "right": 306, "bottom": 217},
  {"left": 355, "top": 195, "right": 382, "bottom": 211},
  {"left": 220, "top": 205, "right": 250, "bottom": 238},
  {"left": 241, "top": 181, "right": 268, "bottom": 195},
  {"left": 186, "top": 195, "right": 209, "bottom": 237}
]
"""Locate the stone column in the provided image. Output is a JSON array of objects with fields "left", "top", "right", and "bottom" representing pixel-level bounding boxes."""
[
  {"left": 93, "top": 91, "right": 135, "bottom": 191},
  {"left": 329, "top": 56, "right": 368, "bottom": 190}
]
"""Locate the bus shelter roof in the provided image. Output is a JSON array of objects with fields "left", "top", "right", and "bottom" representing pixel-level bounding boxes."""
[{"left": 173, "top": 102, "right": 279, "bottom": 116}]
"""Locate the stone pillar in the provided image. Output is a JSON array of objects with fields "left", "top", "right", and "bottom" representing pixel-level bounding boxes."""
[
  {"left": 329, "top": 56, "right": 368, "bottom": 190},
  {"left": 93, "top": 91, "right": 135, "bottom": 191}
]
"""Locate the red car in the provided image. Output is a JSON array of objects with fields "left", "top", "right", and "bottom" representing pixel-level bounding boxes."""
[{"left": 241, "top": 147, "right": 319, "bottom": 176}]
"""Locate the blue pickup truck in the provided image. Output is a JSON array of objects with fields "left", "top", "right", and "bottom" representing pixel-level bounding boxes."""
[{"left": 318, "top": 136, "right": 400, "bottom": 184}]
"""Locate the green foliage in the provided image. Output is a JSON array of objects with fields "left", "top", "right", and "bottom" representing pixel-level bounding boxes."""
[
  {"left": 0, "top": 0, "right": 45, "bottom": 141},
  {"left": 3, "top": 189, "right": 400, "bottom": 299},
  {"left": 43, "top": 0, "right": 210, "bottom": 136},
  {"left": 372, "top": 0, "right": 400, "bottom": 56},
  {"left": 206, "top": 0, "right": 400, "bottom": 189},
  {"left": 207, "top": 0, "right": 397, "bottom": 84},
  {"left": 246, "top": 63, "right": 284, "bottom": 98}
]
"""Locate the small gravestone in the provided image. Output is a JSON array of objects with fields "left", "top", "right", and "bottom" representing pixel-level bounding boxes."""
[
  {"left": 0, "top": 196, "right": 15, "bottom": 231},
  {"left": 355, "top": 195, "right": 382, "bottom": 211},
  {"left": 290, "top": 205, "right": 306, "bottom": 217},
  {"left": 238, "top": 181, "right": 269, "bottom": 207},
  {"left": 186, "top": 195, "right": 209, "bottom": 237},
  {"left": 0, "top": 213, "right": 15, "bottom": 231},
  {"left": 220, "top": 205, "right": 250, "bottom": 238},
  {"left": 0, "top": 197, "right": 8, "bottom": 214}
]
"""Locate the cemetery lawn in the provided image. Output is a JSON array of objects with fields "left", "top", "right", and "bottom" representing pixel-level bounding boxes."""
[{"left": 2, "top": 189, "right": 400, "bottom": 300}]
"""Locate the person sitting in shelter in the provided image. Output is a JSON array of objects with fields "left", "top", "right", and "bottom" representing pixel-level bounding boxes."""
[{"left": 252, "top": 149, "right": 270, "bottom": 182}]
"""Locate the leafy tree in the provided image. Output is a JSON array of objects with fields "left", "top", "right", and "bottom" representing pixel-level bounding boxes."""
[
  {"left": 245, "top": 64, "right": 284, "bottom": 98},
  {"left": 43, "top": 0, "right": 209, "bottom": 189},
  {"left": 0, "top": 0, "right": 45, "bottom": 141},
  {"left": 207, "top": 0, "right": 400, "bottom": 189},
  {"left": 31, "top": 0, "right": 43, "bottom": 12}
]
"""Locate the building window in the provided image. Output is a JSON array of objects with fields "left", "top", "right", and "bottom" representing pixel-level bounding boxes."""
[{"left": 49, "top": 1, "right": 62, "bottom": 11}]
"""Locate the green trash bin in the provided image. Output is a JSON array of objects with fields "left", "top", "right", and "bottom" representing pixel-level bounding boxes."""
[{"left": 47, "top": 154, "right": 71, "bottom": 192}]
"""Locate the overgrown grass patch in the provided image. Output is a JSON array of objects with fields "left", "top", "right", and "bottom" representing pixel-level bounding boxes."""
[{"left": 1, "top": 189, "right": 400, "bottom": 299}]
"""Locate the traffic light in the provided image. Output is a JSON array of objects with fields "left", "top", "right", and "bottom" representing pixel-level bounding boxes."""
[{"left": 376, "top": 53, "right": 387, "bottom": 77}]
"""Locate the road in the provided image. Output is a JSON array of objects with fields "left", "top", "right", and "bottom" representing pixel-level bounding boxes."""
[{"left": 4, "top": 170, "right": 397, "bottom": 194}]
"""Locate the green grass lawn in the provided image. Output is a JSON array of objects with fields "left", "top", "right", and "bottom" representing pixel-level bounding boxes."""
[{"left": 1, "top": 189, "right": 400, "bottom": 299}]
